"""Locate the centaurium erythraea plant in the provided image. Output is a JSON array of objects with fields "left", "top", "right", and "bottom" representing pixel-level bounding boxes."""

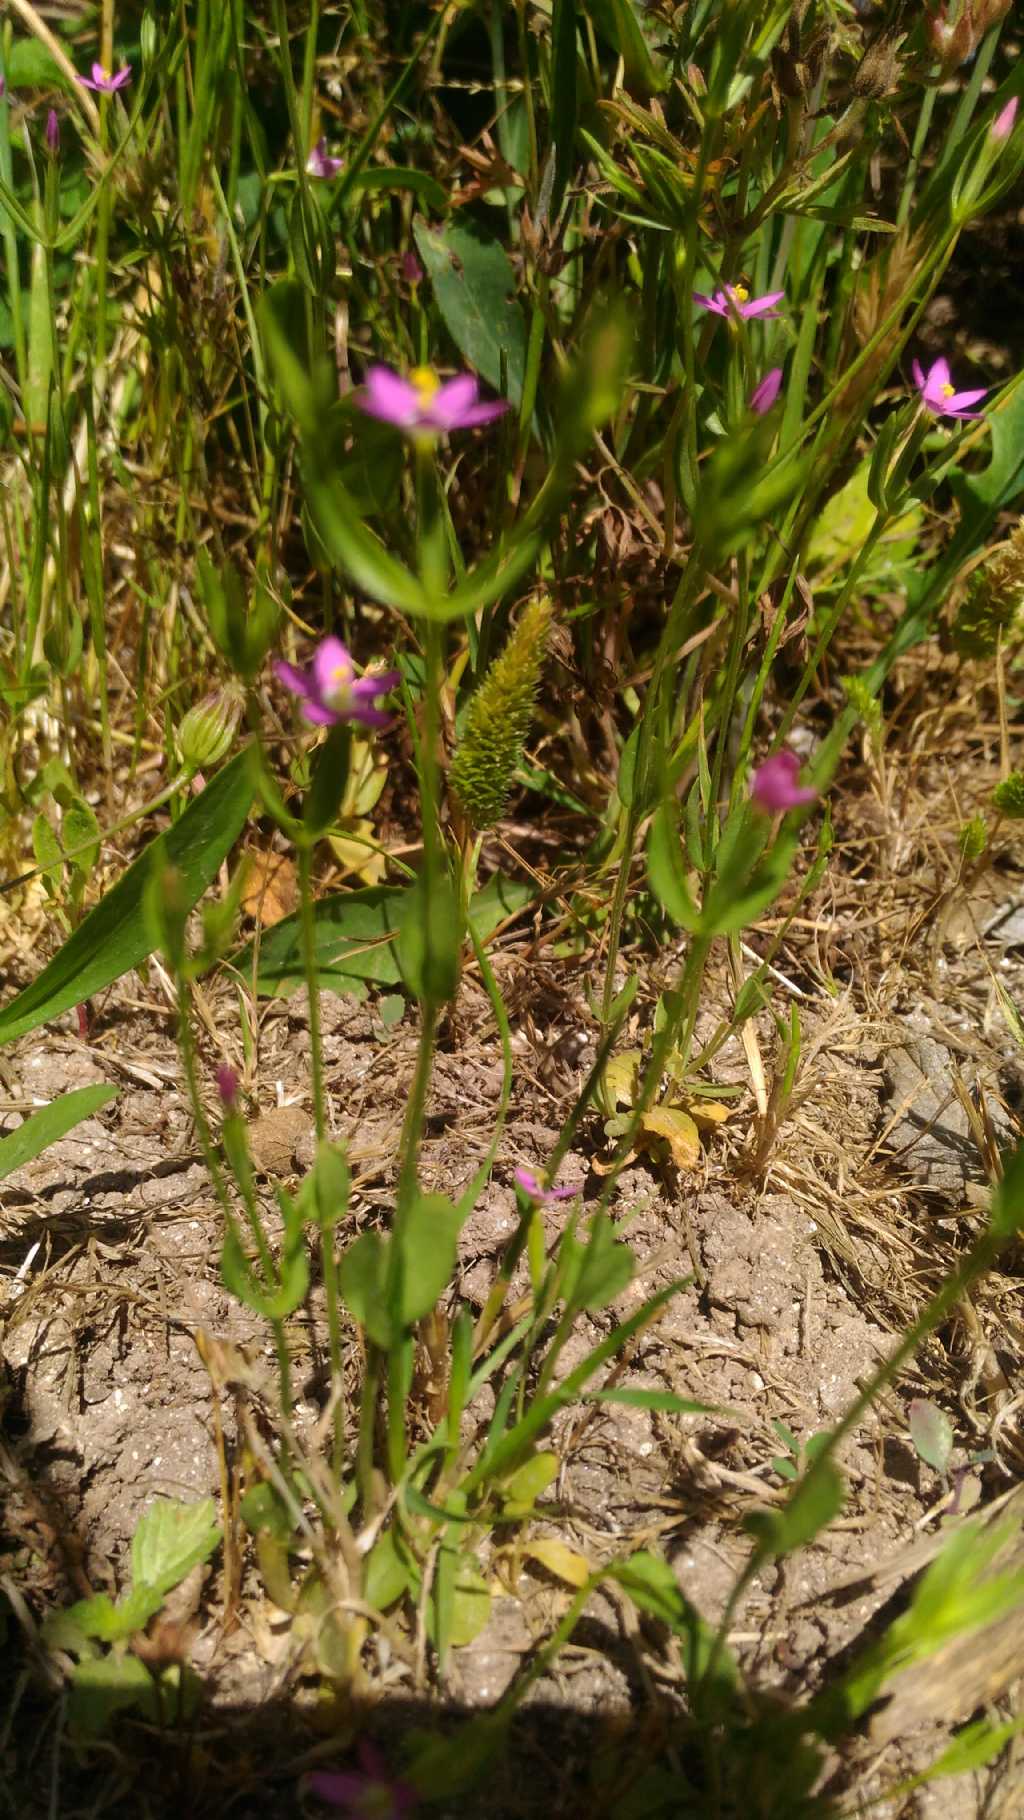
[
  {"left": 78, "top": 61, "right": 131, "bottom": 93},
  {"left": 693, "top": 284, "right": 785, "bottom": 321},
  {"left": 275, "top": 637, "right": 400, "bottom": 730},
  {"left": 912, "top": 356, "right": 987, "bottom": 421},
  {"left": 306, "top": 138, "right": 343, "bottom": 179},
  {"left": 514, "top": 1167, "right": 581, "bottom": 1204},
  {"left": 751, "top": 751, "right": 817, "bottom": 813},
  {"left": 307, "top": 1741, "right": 417, "bottom": 1818},
  {"left": 357, "top": 364, "right": 508, "bottom": 437}
]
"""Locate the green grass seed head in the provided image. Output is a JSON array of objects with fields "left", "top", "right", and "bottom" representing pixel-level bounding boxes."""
[
  {"left": 450, "top": 598, "right": 553, "bottom": 831},
  {"left": 952, "top": 519, "right": 1024, "bottom": 659}
]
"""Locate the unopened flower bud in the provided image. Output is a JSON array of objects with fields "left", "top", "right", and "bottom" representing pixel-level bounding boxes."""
[
  {"left": 45, "top": 109, "right": 60, "bottom": 154},
  {"left": 991, "top": 97, "right": 1018, "bottom": 144},
  {"left": 400, "top": 250, "right": 423, "bottom": 284},
  {"left": 216, "top": 1064, "right": 239, "bottom": 1108},
  {"left": 176, "top": 685, "right": 244, "bottom": 773}
]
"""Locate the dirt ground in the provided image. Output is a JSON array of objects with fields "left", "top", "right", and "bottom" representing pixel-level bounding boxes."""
[{"left": 2, "top": 651, "right": 1024, "bottom": 1818}]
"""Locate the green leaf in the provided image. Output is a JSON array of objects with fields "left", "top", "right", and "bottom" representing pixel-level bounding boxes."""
[
  {"left": 564, "top": 1213, "right": 634, "bottom": 1314},
  {"left": 0, "top": 1083, "right": 118, "bottom": 1183},
  {"left": 0, "top": 750, "right": 254, "bottom": 1046},
  {"left": 611, "top": 1550, "right": 738, "bottom": 1700},
  {"left": 907, "top": 1399, "right": 954, "bottom": 1476},
  {"left": 301, "top": 458, "right": 430, "bottom": 614},
  {"left": 238, "top": 874, "right": 534, "bottom": 1000},
  {"left": 66, "top": 1586, "right": 163, "bottom": 1643},
  {"left": 549, "top": 0, "right": 579, "bottom": 217},
  {"left": 4, "top": 41, "right": 65, "bottom": 87},
  {"left": 67, "top": 1654, "right": 159, "bottom": 1739},
  {"left": 412, "top": 220, "right": 526, "bottom": 408},
  {"left": 647, "top": 803, "right": 699, "bottom": 931},
  {"left": 348, "top": 166, "right": 448, "bottom": 211},
  {"left": 338, "top": 1229, "right": 393, "bottom": 1348},
  {"left": 396, "top": 1192, "right": 463, "bottom": 1327},
  {"left": 395, "top": 870, "right": 460, "bottom": 1005},
  {"left": 427, "top": 1550, "right": 491, "bottom": 1650},
  {"left": 363, "top": 1529, "right": 409, "bottom": 1611},
  {"left": 989, "top": 1141, "right": 1024, "bottom": 1241},
  {"left": 221, "top": 1218, "right": 309, "bottom": 1320},
  {"left": 239, "top": 1483, "right": 294, "bottom": 1544},
  {"left": 744, "top": 1462, "right": 844, "bottom": 1556},
  {"left": 131, "top": 1497, "right": 221, "bottom": 1597}
]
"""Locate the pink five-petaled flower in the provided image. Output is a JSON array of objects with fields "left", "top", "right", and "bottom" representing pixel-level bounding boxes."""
[
  {"left": 78, "top": 61, "right": 132, "bottom": 93},
  {"left": 750, "top": 367, "right": 783, "bottom": 415},
  {"left": 912, "top": 356, "right": 987, "bottom": 421},
  {"left": 514, "top": 1167, "right": 580, "bottom": 1205},
  {"left": 357, "top": 364, "right": 508, "bottom": 437},
  {"left": 308, "top": 1741, "right": 417, "bottom": 1818},
  {"left": 274, "top": 636, "right": 400, "bottom": 730},
  {"left": 693, "top": 284, "right": 785, "bottom": 321},
  {"left": 306, "top": 137, "right": 343, "bottom": 179},
  {"left": 992, "top": 97, "right": 1019, "bottom": 143},
  {"left": 751, "top": 750, "right": 817, "bottom": 814}
]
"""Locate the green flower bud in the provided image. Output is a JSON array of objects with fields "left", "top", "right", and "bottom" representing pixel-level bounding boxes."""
[
  {"left": 993, "top": 773, "right": 1024, "bottom": 820},
  {"left": 450, "top": 599, "right": 553, "bottom": 831},
  {"left": 177, "top": 685, "right": 244, "bottom": 774}
]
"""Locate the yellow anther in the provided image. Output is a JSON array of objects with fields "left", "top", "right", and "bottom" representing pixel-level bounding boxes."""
[
  {"left": 410, "top": 365, "right": 440, "bottom": 401},
  {"left": 732, "top": 285, "right": 750, "bottom": 304},
  {"left": 942, "top": 382, "right": 955, "bottom": 398}
]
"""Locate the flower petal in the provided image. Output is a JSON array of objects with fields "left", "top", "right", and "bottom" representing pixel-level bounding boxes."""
[
  {"left": 750, "top": 367, "right": 783, "bottom": 414},
  {"left": 693, "top": 291, "right": 726, "bottom": 315},
  {"left": 307, "top": 1768, "right": 367, "bottom": 1804},
  {"left": 358, "top": 365, "right": 422, "bottom": 427},
  {"left": 350, "top": 670, "right": 401, "bottom": 702},
  {"left": 424, "top": 374, "right": 480, "bottom": 429},
  {"left": 738, "top": 290, "right": 785, "bottom": 317},
  {"left": 945, "top": 387, "right": 987, "bottom": 412},
  {"left": 301, "top": 700, "right": 342, "bottom": 727},
  {"left": 274, "top": 659, "right": 314, "bottom": 700},
  {"left": 312, "top": 636, "right": 353, "bottom": 700},
  {"left": 927, "top": 356, "right": 951, "bottom": 395}
]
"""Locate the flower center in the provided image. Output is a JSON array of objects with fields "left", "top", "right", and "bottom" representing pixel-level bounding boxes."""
[
  {"left": 329, "top": 655, "right": 354, "bottom": 706},
  {"left": 409, "top": 365, "right": 440, "bottom": 403},
  {"left": 730, "top": 285, "right": 750, "bottom": 304},
  {"left": 941, "top": 382, "right": 955, "bottom": 398}
]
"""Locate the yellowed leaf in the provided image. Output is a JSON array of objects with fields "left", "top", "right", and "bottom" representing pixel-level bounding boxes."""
[
  {"left": 521, "top": 1538, "right": 592, "bottom": 1588},
  {"left": 687, "top": 1099, "right": 731, "bottom": 1126},
  {"left": 328, "top": 819, "right": 386, "bottom": 885},
  {"left": 638, "top": 1106, "right": 701, "bottom": 1170},
  {"left": 597, "top": 1048, "right": 643, "bottom": 1116}
]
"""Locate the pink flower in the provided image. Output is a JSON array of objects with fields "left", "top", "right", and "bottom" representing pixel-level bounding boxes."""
[
  {"left": 750, "top": 367, "right": 783, "bottom": 414},
  {"left": 357, "top": 364, "right": 508, "bottom": 436},
  {"left": 992, "top": 97, "right": 1019, "bottom": 143},
  {"left": 912, "top": 356, "right": 987, "bottom": 421},
  {"left": 693, "top": 285, "right": 785, "bottom": 321},
  {"left": 514, "top": 1166, "right": 580, "bottom": 1204},
  {"left": 308, "top": 1741, "right": 416, "bottom": 1818},
  {"left": 306, "top": 137, "right": 343, "bottom": 179},
  {"left": 751, "top": 751, "right": 817, "bottom": 813},
  {"left": 78, "top": 61, "right": 132, "bottom": 93},
  {"left": 274, "top": 636, "right": 400, "bottom": 730}
]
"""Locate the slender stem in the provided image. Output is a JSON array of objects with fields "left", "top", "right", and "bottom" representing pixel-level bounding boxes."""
[{"left": 297, "top": 839, "right": 345, "bottom": 1465}]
